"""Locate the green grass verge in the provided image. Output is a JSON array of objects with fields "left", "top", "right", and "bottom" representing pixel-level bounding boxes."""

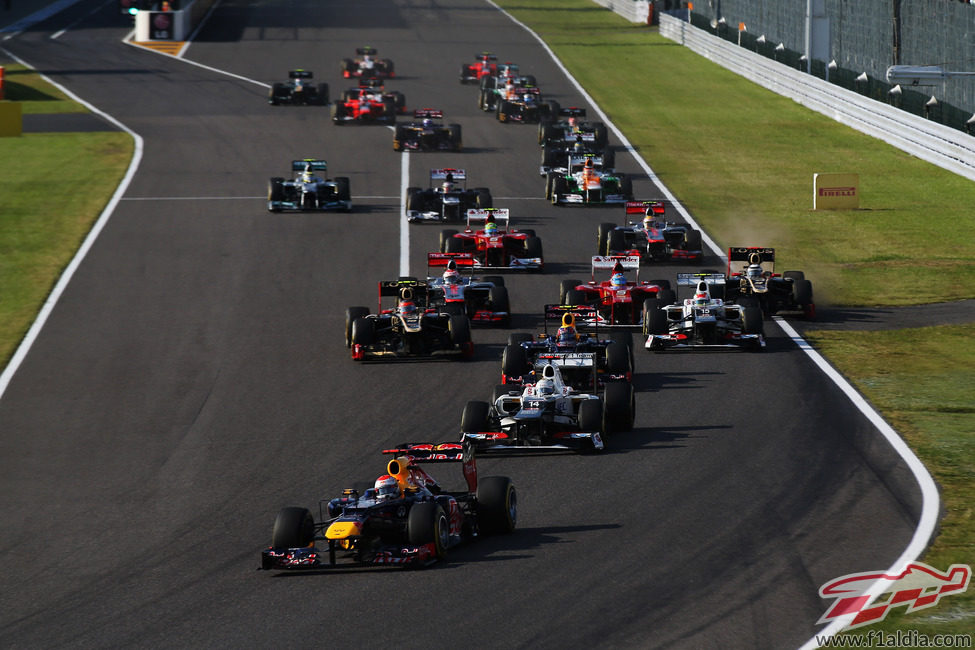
[{"left": 2, "top": 64, "right": 89, "bottom": 113}]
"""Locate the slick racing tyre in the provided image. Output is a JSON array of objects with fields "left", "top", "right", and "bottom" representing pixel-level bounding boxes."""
[
  {"left": 345, "top": 306, "right": 369, "bottom": 347},
  {"left": 271, "top": 507, "right": 314, "bottom": 549},
  {"left": 597, "top": 222, "right": 616, "bottom": 256},
  {"left": 603, "top": 381, "right": 635, "bottom": 433},
  {"left": 559, "top": 279, "right": 582, "bottom": 304},
  {"left": 501, "top": 343, "right": 529, "bottom": 379},
  {"left": 439, "top": 229, "right": 458, "bottom": 253},
  {"left": 408, "top": 502, "right": 448, "bottom": 560},
  {"left": 477, "top": 476, "right": 517, "bottom": 535},
  {"left": 577, "top": 398, "right": 603, "bottom": 433},
  {"left": 461, "top": 400, "right": 490, "bottom": 433}
]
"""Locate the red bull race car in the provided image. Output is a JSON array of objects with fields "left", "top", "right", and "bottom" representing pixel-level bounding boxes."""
[
  {"left": 559, "top": 255, "right": 675, "bottom": 329},
  {"left": 438, "top": 208, "right": 543, "bottom": 271},
  {"left": 340, "top": 46, "right": 395, "bottom": 79},
  {"left": 597, "top": 201, "right": 703, "bottom": 263},
  {"left": 426, "top": 254, "right": 511, "bottom": 327},
  {"left": 460, "top": 52, "right": 498, "bottom": 84}
]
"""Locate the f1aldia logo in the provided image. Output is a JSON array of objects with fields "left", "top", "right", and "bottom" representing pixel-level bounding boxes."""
[{"left": 817, "top": 562, "right": 970, "bottom": 630}]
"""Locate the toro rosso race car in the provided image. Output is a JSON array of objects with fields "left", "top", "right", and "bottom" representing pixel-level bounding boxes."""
[
  {"left": 460, "top": 52, "right": 498, "bottom": 84},
  {"left": 260, "top": 442, "right": 516, "bottom": 570},
  {"left": 597, "top": 201, "right": 703, "bottom": 263},
  {"left": 439, "top": 209, "right": 543, "bottom": 271},
  {"left": 267, "top": 159, "right": 351, "bottom": 212},
  {"left": 340, "top": 46, "right": 395, "bottom": 79},
  {"left": 345, "top": 280, "right": 474, "bottom": 361},
  {"left": 560, "top": 255, "right": 676, "bottom": 329},
  {"left": 407, "top": 169, "right": 493, "bottom": 223},
  {"left": 332, "top": 79, "right": 404, "bottom": 125},
  {"left": 393, "top": 109, "right": 462, "bottom": 152},
  {"left": 644, "top": 273, "right": 765, "bottom": 351},
  {"left": 494, "top": 83, "right": 557, "bottom": 124},
  {"left": 268, "top": 70, "right": 329, "bottom": 106},
  {"left": 724, "top": 247, "right": 815, "bottom": 318},
  {"left": 546, "top": 154, "right": 633, "bottom": 205},
  {"left": 426, "top": 254, "right": 511, "bottom": 327}
]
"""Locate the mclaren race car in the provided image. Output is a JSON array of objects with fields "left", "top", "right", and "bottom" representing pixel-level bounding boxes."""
[
  {"left": 559, "top": 255, "right": 675, "bottom": 329},
  {"left": 426, "top": 254, "right": 511, "bottom": 327},
  {"left": 268, "top": 69, "right": 329, "bottom": 106},
  {"left": 406, "top": 169, "right": 493, "bottom": 223},
  {"left": 393, "top": 109, "right": 462, "bottom": 152},
  {"left": 340, "top": 46, "right": 395, "bottom": 79},
  {"left": 724, "top": 247, "right": 815, "bottom": 318},
  {"left": 545, "top": 154, "right": 633, "bottom": 205},
  {"left": 332, "top": 79, "right": 404, "bottom": 125},
  {"left": 460, "top": 52, "right": 498, "bottom": 84},
  {"left": 267, "top": 159, "right": 351, "bottom": 212},
  {"left": 438, "top": 208, "right": 543, "bottom": 271},
  {"left": 596, "top": 201, "right": 703, "bottom": 263}
]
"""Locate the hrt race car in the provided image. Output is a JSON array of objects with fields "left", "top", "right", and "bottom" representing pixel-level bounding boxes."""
[
  {"left": 439, "top": 208, "right": 543, "bottom": 271},
  {"left": 546, "top": 153, "right": 633, "bottom": 205},
  {"left": 340, "top": 46, "right": 395, "bottom": 79},
  {"left": 331, "top": 79, "right": 404, "bottom": 125},
  {"left": 560, "top": 255, "right": 676, "bottom": 329},
  {"left": 406, "top": 169, "right": 493, "bottom": 223},
  {"left": 260, "top": 442, "right": 515, "bottom": 570},
  {"left": 426, "top": 254, "right": 511, "bottom": 327},
  {"left": 393, "top": 109, "right": 462, "bottom": 152},
  {"left": 596, "top": 200, "right": 703, "bottom": 263},
  {"left": 268, "top": 69, "right": 329, "bottom": 106},
  {"left": 460, "top": 52, "right": 498, "bottom": 84},
  {"left": 267, "top": 159, "right": 351, "bottom": 212},
  {"left": 724, "top": 247, "right": 815, "bottom": 318}
]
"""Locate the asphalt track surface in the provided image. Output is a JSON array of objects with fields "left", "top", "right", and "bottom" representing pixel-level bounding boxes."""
[{"left": 0, "top": 1, "right": 925, "bottom": 648}]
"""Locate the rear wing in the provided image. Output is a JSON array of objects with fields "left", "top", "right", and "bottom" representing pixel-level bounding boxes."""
[
  {"left": 466, "top": 208, "right": 509, "bottom": 230},
  {"left": 727, "top": 246, "right": 775, "bottom": 276},
  {"left": 378, "top": 279, "right": 429, "bottom": 308},
  {"left": 356, "top": 46, "right": 378, "bottom": 56},
  {"left": 543, "top": 304, "right": 599, "bottom": 329},
  {"left": 383, "top": 442, "right": 476, "bottom": 492},
  {"left": 413, "top": 108, "right": 443, "bottom": 119},
  {"left": 430, "top": 168, "right": 466, "bottom": 182},
  {"left": 534, "top": 352, "right": 596, "bottom": 369},
  {"left": 427, "top": 252, "right": 477, "bottom": 273},
  {"left": 557, "top": 107, "right": 587, "bottom": 119},
  {"left": 358, "top": 77, "right": 385, "bottom": 89},
  {"left": 677, "top": 272, "right": 726, "bottom": 287},
  {"left": 591, "top": 255, "right": 640, "bottom": 278},
  {"left": 289, "top": 69, "right": 313, "bottom": 80},
  {"left": 625, "top": 200, "right": 665, "bottom": 217},
  {"left": 475, "top": 52, "right": 498, "bottom": 62},
  {"left": 292, "top": 159, "right": 327, "bottom": 172}
]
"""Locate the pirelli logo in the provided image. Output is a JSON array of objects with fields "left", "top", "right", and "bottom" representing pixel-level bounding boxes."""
[
  {"left": 818, "top": 186, "right": 856, "bottom": 197},
  {"left": 814, "top": 173, "right": 859, "bottom": 209}
]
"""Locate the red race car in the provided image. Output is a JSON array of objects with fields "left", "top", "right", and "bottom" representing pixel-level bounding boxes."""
[
  {"left": 559, "top": 255, "right": 676, "bottom": 329},
  {"left": 439, "top": 208, "right": 544, "bottom": 271},
  {"left": 331, "top": 79, "right": 405, "bottom": 125},
  {"left": 460, "top": 51, "right": 498, "bottom": 84}
]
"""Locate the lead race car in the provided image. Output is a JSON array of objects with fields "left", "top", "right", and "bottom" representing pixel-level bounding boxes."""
[
  {"left": 426, "top": 254, "right": 511, "bottom": 327},
  {"left": 597, "top": 200, "right": 703, "bottom": 263},
  {"left": 268, "top": 69, "right": 329, "bottom": 106},
  {"left": 438, "top": 208, "right": 543, "bottom": 271},
  {"left": 393, "top": 109, "right": 462, "bottom": 152},
  {"left": 406, "top": 169, "right": 493, "bottom": 223},
  {"left": 724, "top": 247, "right": 815, "bottom": 318},
  {"left": 261, "top": 442, "right": 516, "bottom": 570},
  {"left": 560, "top": 255, "right": 676, "bottom": 329},
  {"left": 340, "top": 46, "right": 395, "bottom": 79},
  {"left": 546, "top": 153, "right": 633, "bottom": 205},
  {"left": 267, "top": 159, "right": 351, "bottom": 212}
]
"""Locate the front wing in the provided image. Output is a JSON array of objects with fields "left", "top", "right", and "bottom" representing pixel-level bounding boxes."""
[{"left": 462, "top": 430, "right": 604, "bottom": 452}]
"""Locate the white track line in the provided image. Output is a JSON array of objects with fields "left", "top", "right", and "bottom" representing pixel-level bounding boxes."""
[{"left": 400, "top": 148, "right": 411, "bottom": 276}]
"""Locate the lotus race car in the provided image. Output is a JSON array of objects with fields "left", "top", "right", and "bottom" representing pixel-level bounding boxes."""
[
  {"left": 261, "top": 442, "right": 515, "bottom": 570},
  {"left": 439, "top": 208, "right": 543, "bottom": 271},
  {"left": 596, "top": 201, "right": 703, "bottom": 263},
  {"left": 724, "top": 247, "right": 815, "bottom": 318},
  {"left": 545, "top": 154, "right": 633, "bottom": 205},
  {"left": 407, "top": 169, "right": 493, "bottom": 222},
  {"left": 268, "top": 70, "right": 329, "bottom": 106},
  {"left": 426, "top": 254, "right": 511, "bottom": 326},
  {"left": 267, "top": 159, "right": 351, "bottom": 212},
  {"left": 341, "top": 46, "right": 395, "bottom": 79},
  {"left": 460, "top": 52, "right": 499, "bottom": 84},
  {"left": 332, "top": 79, "right": 404, "bottom": 125},
  {"left": 560, "top": 255, "right": 676, "bottom": 329},
  {"left": 393, "top": 109, "right": 462, "bottom": 152}
]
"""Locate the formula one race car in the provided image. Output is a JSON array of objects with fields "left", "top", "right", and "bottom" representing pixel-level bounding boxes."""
[
  {"left": 406, "top": 169, "right": 493, "bottom": 223},
  {"left": 477, "top": 66, "right": 535, "bottom": 112},
  {"left": 267, "top": 159, "right": 351, "bottom": 212},
  {"left": 438, "top": 208, "right": 543, "bottom": 271},
  {"left": 340, "top": 46, "right": 395, "bottom": 79},
  {"left": 538, "top": 107, "right": 608, "bottom": 149},
  {"left": 331, "top": 79, "right": 404, "bottom": 125},
  {"left": 260, "top": 442, "right": 516, "bottom": 570},
  {"left": 546, "top": 154, "right": 633, "bottom": 205},
  {"left": 495, "top": 84, "right": 558, "bottom": 124},
  {"left": 560, "top": 255, "right": 675, "bottom": 329},
  {"left": 596, "top": 201, "right": 703, "bottom": 263},
  {"left": 539, "top": 133, "right": 614, "bottom": 177},
  {"left": 345, "top": 279, "right": 474, "bottom": 361},
  {"left": 426, "top": 254, "right": 511, "bottom": 327},
  {"left": 644, "top": 273, "right": 765, "bottom": 351},
  {"left": 460, "top": 361, "right": 634, "bottom": 453},
  {"left": 460, "top": 52, "right": 498, "bottom": 84},
  {"left": 724, "top": 247, "right": 815, "bottom": 318},
  {"left": 393, "top": 109, "right": 462, "bottom": 152},
  {"left": 268, "top": 69, "right": 329, "bottom": 106}
]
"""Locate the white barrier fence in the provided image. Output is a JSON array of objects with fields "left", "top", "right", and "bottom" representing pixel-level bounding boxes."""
[
  {"left": 591, "top": 0, "right": 649, "bottom": 24},
  {"left": 134, "top": 0, "right": 217, "bottom": 42}
]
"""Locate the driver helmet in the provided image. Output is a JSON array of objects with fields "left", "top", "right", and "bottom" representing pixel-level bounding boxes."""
[
  {"left": 747, "top": 263, "right": 763, "bottom": 279},
  {"left": 556, "top": 326, "right": 577, "bottom": 344},
  {"left": 694, "top": 291, "right": 709, "bottom": 308},
  {"left": 642, "top": 215, "right": 655, "bottom": 231},
  {"left": 422, "top": 118, "right": 433, "bottom": 128},
  {"left": 441, "top": 181, "right": 455, "bottom": 192},
  {"left": 522, "top": 93, "right": 535, "bottom": 104},
  {"left": 301, "top": 170, "right": 314, "bottom": 183},
  {"left": 573, "top": 137, "right": 585, "bottom": 153},
  {"left": 374, "top": 475, "right": 400, "bottom": 502},
  {"left": 443, "top": 268, "right": 460, "bottom": 285},
  {"left": 536, "top": 378, "right": 555, "bottom": 395},
  {"left": 567, "top": 116, "right": 578, "bottom": 128},
  {"left": 294, "top": 78, "right": 304, "bottom": 91},
  {"left": 362, "top": 53, "right": 373, "bottom": 63},
  {"left": 399, "top": 299, "right": 417, "bottom": 314},
  {"left": 484, "top": 221, "right": 498, "bottom": 236},
  {"left": 610, "top": 272, "right": 626, "bottom": 288},
  {"left": 583, "top": 158, "right": 594, "bottom": 171}
]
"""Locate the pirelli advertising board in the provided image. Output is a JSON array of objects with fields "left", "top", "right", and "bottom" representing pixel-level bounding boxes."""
[{"left": 813, "top": 173, "right": 859, "bottom": 210}]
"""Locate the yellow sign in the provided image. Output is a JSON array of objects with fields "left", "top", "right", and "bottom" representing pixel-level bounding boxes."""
[{"left": 814, "top": 173, "right": 859, "bottom": 210}]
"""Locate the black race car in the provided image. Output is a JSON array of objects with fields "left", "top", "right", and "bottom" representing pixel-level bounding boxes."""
[
  {"left": 538, "top": 107, "right": 608, "bottom": 149},
  {"left": 341, "top": 46, "right": 395, "bottom": 79},
  {"left": 393, "top": 109, "right": 462, "bottom": 152},
  {"left": 406, "top": 168, "right": 493, "bottom": 223},
  {"left": 597, "top": 200, "right": 703, "bottom": 263},
  {"left": 267, "top": 159, "right": 351, "bottom": 212},
  {"left": 268, "top": 70, "right": 329, "bottom": 106},
  {"left": 724, "top": 247, "right": 815, "bottom": 318}
]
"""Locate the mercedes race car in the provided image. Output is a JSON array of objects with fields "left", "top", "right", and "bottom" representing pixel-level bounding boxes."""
[
  {"left": 560, "top": 255, "right": 676, "bottom": 329},
  {"left": 345, "top": 279, "right": 474, "bottom": 361},
  {"left": 260, "top": 442, "right": 515, "bottom": 570},
  {"left": 596, "top": 201, "right": 703, "bottom": 263},
  {"left": 331, "top": 79, "right": 404, "bottom": 125},
  {"left": 438, "top": 208, "right": 543, "bottom": 271},
  {"left": 460, "top": 52, "right": 498, "bottom": 84},
  {"left": 545, "top": 154, "right": 633, "bottom": 205},
  {"left": 268, "top": 70, "right": 329, "bottom": 106},
  {"left": 538, "top": 107, "right": 609, "bottom": 149},
  {"left": 477, "top": 66, "right": 535, "bottom": 112},
  {"left": 406, "top": 169, "right": 493, "bottom": 223},
  {"left": 539, "top": 133, "right": 614, "bottom": 176},
  {"left": 267, "top": 159, "right": 351, "bottom": 212},
  {"left": 644, "top": 273, "right": 765, "bottom": 351},
  {"left": 426, "top": 254, "right": 511, "bottom": 327},
  {"left": 341, "top": 46, "right": 395, "bottom": 79},
  {"left": 724, "top": 247, "right": 815, "bottom": 318},
  {"left": 393, "top": 109, "right": 462, "bottom": 152}
]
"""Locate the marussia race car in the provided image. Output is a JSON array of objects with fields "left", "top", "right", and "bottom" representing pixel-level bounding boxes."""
[
  {"left": 260, "top": 442, "right": 516, "bottom": 570},
  {"left": 406, "top": 169, "right": 493, "bottom": 223},
  {"left": 597, "top": 200, "right": 703, "bottom": 263},
  {"left": 426, "top": 254, "right": 511, "bottom": 327},
  {"left": 438, "top": 208, "right": 543, "bottom": 271},
  {"left": 267, "top": 159, "right": 351, "bottom": 212},
  {"left": 643, "top": 273, "right": 765, "bottom": 351},
  {"left": 345, "top": 280, "right": 474, "bottom": 361},
  {"left": 460, "top": 362, "right": 634, "bottom": 453},
  {"left": 724, "top": 247, "right": 815, "bottom": 318},
  {"left": 331, "top": 79, "right": 404, "bottom": 125},
  {"left": 460, "top": 52, "right": 498, "bottom": 84},
  {"left": 393, "top": 109, "right": 462, "bottom": 152},
  {"left": 538, "top": 107, "right": 609, "bottom": 150},
  {"left": 340, "top": 46, "right": 395, "bottom": 79},
  {"left": 560, "top": 255, "right": 676, "bottom": 329},
  {"left": 268, "top": 69, "right": 329, "bottom": 106},
  {"left": 545, "top": 153, "right": 633, "bottom": 205}
]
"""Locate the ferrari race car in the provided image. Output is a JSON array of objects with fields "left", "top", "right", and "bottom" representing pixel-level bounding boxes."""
[
  {"left": 268, "top": 69, "right": 329, "bottom": 106},
  {"left": 260, "top": 442, "right": 515, "bottom": 570},
  {"left": 393, "top": 109, "right": 462, "bottom": 152},
  {"left": 460, "top": 52, "right": 498, "bottom": 84},
  {"left": 460, "top": 362, "right": 634, "bottom": 453},
  {"left": 345, "top": 279, "right": 474, "bottom": 361},
  {"left": 267, "top": 159, "right": 351, "bottom": 212},
  {"left": 438, "top": 208, "right": 543, "bottom": 271},
  {"left": 560, "top": 255, "right": 676, "bottom": 329},
  {"left": 644, "top": 273, "right": 765, "bottom": 351},
  {"left": 406, "top": 169, "right": 493, "bottom": 223},
  {"left": 331, "top": 79, "right": 404, "bottom": 125},
  {"left": 340, "top": 46, "right": 395, "bottom": 79},
  {"left": 596, "top": 201, "right": 703, "bottom": 263},
  {"left": 545, "top": 154, "right": 633, "bottom": 205},
  {"left": 426, "top": 254, "right": 511, "bottom": 327},
  {"left": 538, "top": 107, "right": 609, "bottom": 149},
  {"left": 724, "top": 247, "right": 815, "bottom": 318}
]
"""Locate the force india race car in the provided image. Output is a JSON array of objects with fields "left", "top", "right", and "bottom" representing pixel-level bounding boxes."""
[
  {"left": 597, "top": 200, "right": 703, "bottom": 263},
  {"left": 393, "top": 109, "right": 462, "bottom": 152},
  {"left": 724, "top": 247, "right": 815, "bottom": 318},
  {"left": 546, "top": 153, "right": 633, "bottom": 205},
  {"left": 267, "top": 159, "right": 351, "bottom": 212},
  {"left": 439, "top": 208, "right": 543, "bottom": 271},
  {"left": 331, "top": 79, "right": 404, "bottom": 125},
  {"left": 340, "top": 46, "right": 395, "bottom": 79},
  {"left": 426, "top": 254, "right": 511, "bottom": 327},
  {"left": 345, "top": 280, "right": 474, "bottom": 361},
  {"left": 643, "top": 273, "right": 765, "bottom": 351},
  {"left": 406, "top": 169, "right": 493, "bottom": 223},
  {"left": 460, "top": 362, "right": 635, "bottom": 453},
  {"left": 268, "top": 70, "right": 329, "bottom": 106},
  {"left": 260, "top": 442, "right": 515, "bottom": 570},
  {"left": 460, "top": 52, "right": 498, "bottom": 84},
  {"left": 559, "top": 255, "right": 676, "bottom": 329}
]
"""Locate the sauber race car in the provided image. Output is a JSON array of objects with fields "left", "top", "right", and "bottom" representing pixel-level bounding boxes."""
[
  {"left": 340, "top": 46, "right": 395, "bottom": 79},
  {"left": 538, "top": 107, "right": 609, "bottom": 150},
  {"left": 644, "top": 273, "right": 765, "bottom": 351},
  {"left": 460, "top": 362, "right": 634, "bottom": 453},
  {"left": 426, "top": 254, "right": 511, "bottom": 327},
  {"left": 546, "top": 154, "right": 633, "bottom": 205},
  {"left": 596, "top": 201, "right": 703, "bottom": 263},
  {"left": 331, "top": 79, "right": 404, "bottom": 125},
  {"left": 260, "top": 442, "right": 515, "bottom": 570},
  {"left": 559, "top": 255, "right": 676, "bottom": 329},
  {"left": 724, "top": 247, "right": 815, "bottom": 318},
  {"left": 460, "top": 52, "right": 498, "bottom": 84},
  {"left": 345, "top": 280, "right": 474, "bottom": 361},
  {"left": 393, "top": 109, "right": 462, "bottom": 152},
  {"left": 406, "top": 169, "right": 493, "bottom": 223},
  {"left": 268, "top": 70, "right": 329, "bottom": 106},
  {"left": 439, "top": 208, "right": 543, "bottom": 271},
  {"left": 267, "top": 159, "right": 351, "bottom": 212}
]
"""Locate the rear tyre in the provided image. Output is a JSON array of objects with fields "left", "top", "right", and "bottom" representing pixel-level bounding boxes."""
[
  {"left": 597, "top": 222, "right": 616, "bottom": 256},
  {"left": 559, "top": 279, "right": 582, "bottom": 304},
  {"left": 603, "top": 381, "right": 635, "bottom": 433},
  {"left": 501, "top": 343, "right": 530, "bottom": 378},
  {"left": 605, "top": 342, "right": 631, "bottom": 375},
  {"left": 565, "top": 289, "right": 588, "bottom": 307},
  {"left": 439, "top": 230, "right": 459, "bottom": 253}
]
